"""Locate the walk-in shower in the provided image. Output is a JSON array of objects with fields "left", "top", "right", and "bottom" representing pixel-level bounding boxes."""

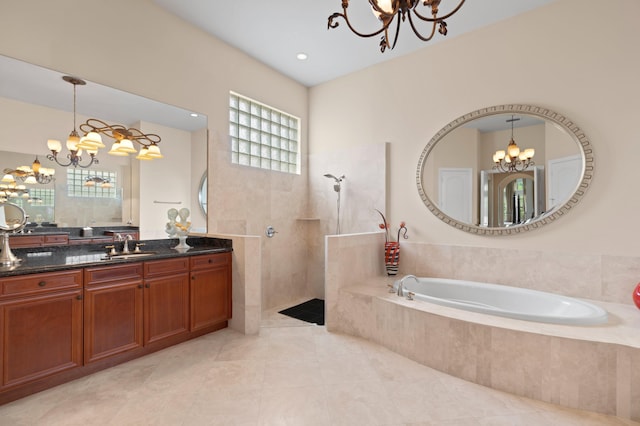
[{"left": 324, "top": 173, "right": 345, "bottom": 234}]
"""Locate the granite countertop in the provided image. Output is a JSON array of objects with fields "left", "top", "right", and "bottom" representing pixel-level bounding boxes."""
[{"left": 0, "top": 236, "right": 232, "bottom": 277}]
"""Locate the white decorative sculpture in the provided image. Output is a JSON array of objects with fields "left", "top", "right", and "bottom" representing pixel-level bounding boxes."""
[{"left": 165, "top": 207, "right": 191, "bottom": 249}]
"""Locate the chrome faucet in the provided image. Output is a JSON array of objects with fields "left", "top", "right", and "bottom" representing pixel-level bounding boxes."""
[
  {"left": 116, "top": 233, "right": 134, "bottom": 254},
  {"left": 123, "top": 234, "right": 133, "bottom": 254},
  {"left": 397, "top": 274, "right": 419, "bottom": 297}
]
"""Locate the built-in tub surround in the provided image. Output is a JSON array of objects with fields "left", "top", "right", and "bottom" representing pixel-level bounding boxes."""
[
  {"left": 325, "top": 232, "right": 640, "bottom": 421},
  {"left": 397, "top": 242, "right": 640, "bottom": 306},
  {"left": 394, "top": 276, "right": 608, "bottom": 325}
]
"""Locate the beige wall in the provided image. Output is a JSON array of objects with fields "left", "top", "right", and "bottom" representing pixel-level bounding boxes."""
[
  {"left": 309, "top": 0, "right": 640, "bottom": 256},
  {"left": 0, "top": 0, "right": 309, "bottom": 311}
]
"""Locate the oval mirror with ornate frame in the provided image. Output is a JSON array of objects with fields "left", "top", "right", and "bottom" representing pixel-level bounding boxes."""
[{"left": 416, "top": 104, "right": 594, "bottom": 235}]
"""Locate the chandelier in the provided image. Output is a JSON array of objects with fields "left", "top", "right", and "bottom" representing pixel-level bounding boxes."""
[
  {"left": 492, "top": 116, "right": 535, "bottom": 173},
  {"left": 2, "top": 157, "right": 55, "bottom": 185},
  {"left": 0, "top": 182, "right": 30, "bottom": 201},
  {"left": 84, "top": 176, "right": 113, "bottom": 188},
  {"left": 328, "top": 0, "right": 466, "bottom": 52},
  {"left": 79, "top": 119, "right": 163, "bottom": 161},
  {"left": 46, "top": 76, "right": 163, "bottom": 168}
]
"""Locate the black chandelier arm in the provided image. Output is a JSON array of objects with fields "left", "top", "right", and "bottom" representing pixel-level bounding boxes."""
[
  {"left": 411, "top": 0, "right": 466, "bottom": 23},
  {"left": 76, "top": 155, "right": 99, "bottom": 168},
  {"left": 46, "top": 152, "right": 98, "bottom": 169},
  {"left": 328, "top": 11, "right": 389, "bottom": 39},
  {"left": 381, "top": 15, "right": 403, "bottom": 52},
  {"left": 493, "top": 158, "right": 535, "bottom": 173},
  {"left": 406, "top": 11, "right": 438, "bottom": 42},
  {"left": 46, "top": 152, "right": 73, "bottom": 168}
]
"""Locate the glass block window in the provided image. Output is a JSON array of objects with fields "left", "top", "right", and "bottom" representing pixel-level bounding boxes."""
[
  {"left": 229, "top": 91, "right": 300, "bottom": 174},
  {"left": 67, "top": 169, "right": 118, "bottom": 198},
  {"left": 28, "top": 188, "right": 55, "bottom": 206}
]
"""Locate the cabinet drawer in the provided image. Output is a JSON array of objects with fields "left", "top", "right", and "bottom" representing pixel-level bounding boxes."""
[
  {"left": 189, "top": 252, "right": 230, "bottom": 271},
  {"left": 85, "top": 263, "right": 143, "bottom": 285},
  {"left": 144, "top": 257, "right": 189, "bottom": 277},
  {"left": 1, "top": 270, "right": 83, "bottom": 298},
  {"left": 44, "top": 234, "right": 69, "bottom": 245},
  {"left": 8, "top": 235, "right": 44, "bottom": 248},
  {"left": 68, "top": 237, "right": 113, "bottom": 245}
]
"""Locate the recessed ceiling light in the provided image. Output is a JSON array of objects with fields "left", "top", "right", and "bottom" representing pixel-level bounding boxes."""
[
  {"left": 190, "top": 113, "right": 198, "bottom": 117},
  {"left": 296, "top": 52, "right": 308, "bottom": 61}
]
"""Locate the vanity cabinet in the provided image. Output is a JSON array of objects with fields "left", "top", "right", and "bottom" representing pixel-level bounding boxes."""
[
  {"left": 0, "top": 246, "right": 231, "bottom": 405},
  {"left": 9, "top": 233, "right": 69, "bottom": 248},
  {"left": 143, "top": 258, "right": 190, "bottom": 345},
  {"left": 83, "top": 258, "right": 190, "bottom": 363},
  {"left": 189, "top": 252, "right": 232, "bottom": 332},
  {"left": 83, "top": 263, "right": 144, "bottom": 364},
  {"left": 0, "top": 270, "right": 83, "bottom": 389}
]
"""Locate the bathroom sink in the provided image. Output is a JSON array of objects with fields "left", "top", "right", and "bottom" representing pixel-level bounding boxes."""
[{"left": 103, "top": 252, "right": 157, "bottom": 260}]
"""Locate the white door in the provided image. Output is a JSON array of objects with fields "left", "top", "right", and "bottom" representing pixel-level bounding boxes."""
[
  {"left": 439, "top": 168, "right": 472, "bottom": 223},
  {"left": 547, "top": 155, "right": 582, "bottom": 210}
]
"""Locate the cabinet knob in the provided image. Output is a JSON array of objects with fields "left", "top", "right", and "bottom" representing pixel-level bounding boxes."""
[
  {"left": 38, "top": 281, "right": 46, "bottom": 287},
  {"left": 145, "top": 284, "right": 150, "bottom": 288},
  {"left": 208, "top": 259, "right": 212, "bottom": 263},
  {"left": 76, "top": 295, "right": 83, "bottom": 300},
  {"left": 138, "top": 284, "right": 143, "bottom": 289}
]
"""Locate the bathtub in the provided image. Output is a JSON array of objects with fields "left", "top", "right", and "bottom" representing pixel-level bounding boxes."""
[{"left": 394, "top": 276, "right": 608, "bottom": 325}]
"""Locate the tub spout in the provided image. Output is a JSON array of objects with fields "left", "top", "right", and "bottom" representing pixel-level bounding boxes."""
[{"left": 397, "top": 274, "right": 419, "bottom": 297}]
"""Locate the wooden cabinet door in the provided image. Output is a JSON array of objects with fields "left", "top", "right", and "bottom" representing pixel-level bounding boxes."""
[
  {"left": 84, "top": 280, "right": 143, "bottom": 364},
  {"left": 144, "top": 273, "right": 189, "bottom": 345},
  {"left": 190, "top": 264, "right": 231, "bottom": 332},
  {"left": 2, "top": 290, "right": 83, "bottom": 388}
]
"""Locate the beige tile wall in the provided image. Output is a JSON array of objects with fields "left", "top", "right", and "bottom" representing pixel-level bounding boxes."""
[{"left": 398, "top": 242, "right": 640, "bottom": 305}]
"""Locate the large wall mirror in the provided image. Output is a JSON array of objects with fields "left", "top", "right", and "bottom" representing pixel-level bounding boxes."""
[
  {"left": 416, "top": 104, "right": 593, "bottom": 235},
  {"left": 0, "top": 55, "right": 208, "bottom": 239}
]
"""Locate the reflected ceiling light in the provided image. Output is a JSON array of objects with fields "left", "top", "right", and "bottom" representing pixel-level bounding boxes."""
[
  {"left": 84, "top": 176, "right": 113, "bottom": 188},
  {"left": 493, "top": 116, "right": 535, "bottom": 173},
  {"left": 46, "top": 76, "right": 163, "bottom": 168},
  {"left": 2, "top": 157, "right": 55, "bottom": 185},
  {"left": 296, "top": 52, "right": 308, "bottom": 60},
  {"left": 328, "top": 0, "right": 466, "bottom": 52},
  {"left": 0, "top": 182, "right": 30, "bottom": 200},
  {"left": 79, "top": 118, "right": 162, "bottom": 159}
]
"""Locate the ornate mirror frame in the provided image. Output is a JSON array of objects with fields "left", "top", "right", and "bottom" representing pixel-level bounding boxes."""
[{"left": 416, "top": 104, "right": 594, "bottom": 235}]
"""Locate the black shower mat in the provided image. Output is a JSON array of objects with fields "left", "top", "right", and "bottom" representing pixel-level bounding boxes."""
[{"left": 278, "top": 298, "right": 325, "bottom": 325}]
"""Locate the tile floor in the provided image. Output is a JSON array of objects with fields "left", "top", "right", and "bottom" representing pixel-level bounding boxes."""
[{"left": 0, "top": 310, "right": 637, "bottom": 426}]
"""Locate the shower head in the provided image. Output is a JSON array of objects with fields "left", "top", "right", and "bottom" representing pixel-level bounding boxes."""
[{"left": 324, "top": 173, "right": 345, "bottom": 183}]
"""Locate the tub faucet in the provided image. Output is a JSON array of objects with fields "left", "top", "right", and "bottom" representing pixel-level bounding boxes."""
[{"left": 397, "top": 274, "right": 419, "bottom": 297}]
